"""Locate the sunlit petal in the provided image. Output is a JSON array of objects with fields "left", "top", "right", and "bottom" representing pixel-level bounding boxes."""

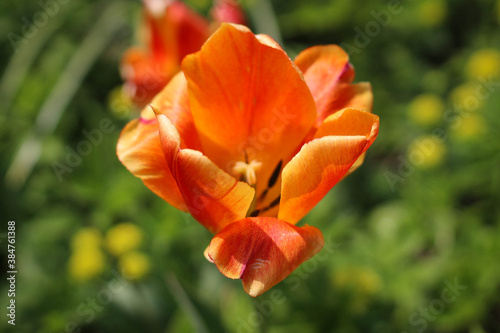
[
  {"left": 207, "top": 217, "right": 324, "bottom": 296},
  {"left": 156, "top": 113, "right": 255, "bottom": 233},
  {"left": 116, "top": 118, "right": 186, "bottom": 211},
  {"left": 182, "top": 23, "right": 316, "bottom": 199},
  {"left": 295, "top": 45, "right": 373, "bottom": 127}
]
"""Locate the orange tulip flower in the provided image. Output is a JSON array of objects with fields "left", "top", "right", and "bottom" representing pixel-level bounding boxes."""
[
  {"left": 117, "top": 23, "right": 378, "bottom": 297},
  {"left": 121, "top": 0, "right": 246, "bottom": 108}
]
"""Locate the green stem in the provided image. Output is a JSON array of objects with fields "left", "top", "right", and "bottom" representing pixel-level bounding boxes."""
[{"left": 164, "top": 273, "right": 209, "bottom": 333}]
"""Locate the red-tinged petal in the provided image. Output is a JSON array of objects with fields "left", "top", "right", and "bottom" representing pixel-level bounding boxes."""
[
  {"left": 207, "top": 217, "right": 324, "bottom": 297},
  {"left": 295, "top": 45, "right": 373, "bottom": 127},
  {"left": 116, "top": 118, "right": 186, "bottom": 211},
  {"left": 295, "top": 45, "right": 355, "bottom": 87},
  {"left": 143, "top": 0, "right": 209, "bottom": 61},
  {"left": 150, "top": 72, "right": 201, "bottom": 151},
  {"left": 279, "top": 136, "right": 372, "bottom": 224},
  {"left": 121, "top": 1, "right": 210, "bottom": 107},
  {"left": 120, "top": 48, "right": 175, "bottom": 107},
  {"left": 156, "top": 113, "right": 255, "bottom": 233},
  {"left": 211, "top": 0, "right": 246, "bottom": 25},
  {"left": 182, "top": 23, "right": 316, "bottom": 199},
  {"left": 167, "top": 1, "right": 211, "bottom": 60},
  {"left": 142, "top": 0, "right": 171, "bottom": 17}
]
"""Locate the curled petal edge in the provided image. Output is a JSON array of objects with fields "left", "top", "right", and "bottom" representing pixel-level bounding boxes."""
[{"left": 206, "top": 217, "right": 324, "bottom": 297}]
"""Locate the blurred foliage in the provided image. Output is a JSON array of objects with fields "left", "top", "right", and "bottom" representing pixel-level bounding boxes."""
[{"left": 1, "top": 0, "right": 500, "bottom": 332}]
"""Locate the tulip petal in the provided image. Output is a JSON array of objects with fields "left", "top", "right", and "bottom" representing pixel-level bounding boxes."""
[
  {"left": 156, "top": 113, "right": 255, "bottom": 233},
  {"left": 278, "top": 136, "right": 367, "bottom": 224},
  {"left": 279, "top": 109, "right": 379, "bottom": 223},
  {"left": 117, "top": 118, "right": 186, "bottom": 211},
  {"left": 295, "top": 45, "right": 373, "bottom": 127},
  {"left": 182, "top": 23, "right": 316, "bottom": 199},
  {"left": 211, "top": 0, "right": 247, "bottom": 25},
  {"left": 207, "top": 217, "right": 324, "bottom": 297},
  {"left": 121, "top": 1, "right": 210, "bottom": 107},
  {"left": 145, "top": 0, "right": 210, "bottom": 62},
  {"left": 116, "top": 73, "right": 202, "bottom": 211},
  {"left": 313, "top": 108, "right": 379, "bottom": 141},
  {"left": 121, "top": 48, "right": 175, "bottom": 107},
  {"left": 314, "top": 107, "right": 379, "bottom": 177},
  {"left": 166, "top": 1, "right": 211, "bottom": 60},
  {"left": 150, "top": 72, "right": 202, "bottom": 151}
]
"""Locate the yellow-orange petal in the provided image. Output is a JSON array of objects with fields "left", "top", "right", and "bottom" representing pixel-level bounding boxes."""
[
  {"left": 295, "top": 45, "right": 373, "bottom": 127},
  {"left": 207, "top": 217, "right": 324, "bottom": 297},
  {"left": 279, "top": 136, "right": 376, "bottom": 224},
  {"left": 182, "top": 23, "right": 316, "bottom": 188},
  {"left": 313, "top": 108, "right": 379, "bottom": 140},
  {"left": 255, "top": 34, "right": 283, "bottom": 50},
  {"left": 279, "top": 109, "right": 379, "bottom": 223},
  {"left": 116, "top": 118, "right": 186, "bottom": 211},
  {"left": 314, "top": 108, "right": 379, "bottom": 177},
  {"left": 156, "top": 113, "right": 255, "bottom": 233},
  {"left": 333, "top": 82, "right": 373, "bottom": 114}
]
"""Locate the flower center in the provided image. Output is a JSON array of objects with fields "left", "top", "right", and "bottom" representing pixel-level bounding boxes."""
[{"left": 232, "top": 160, "right": 262, "bottom": 186}]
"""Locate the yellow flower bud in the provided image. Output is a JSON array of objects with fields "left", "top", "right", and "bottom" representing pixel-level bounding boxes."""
[
  {"left": 71, "top": 227, "right": 102, "bottom": 251},
  {"left": 68, "top": 248, "right": 105, "bottom": 281},
  {"left": 119, "top": 252, "right": 151, "bottom": 280},
  {"left": 106, "top": 223, "right": 143, "bottom": 256},
  {"left": 407, "top": 135, "right": 446, "bottom": 169},
  {"left": 467, "top": 49, "right": 500, "bottom": 79},
  {"left": 408, "top": 94, "right": 444, "bottom": 126},
  {"left": 417, "top": 0, "right": 447, "bottom": 27}
]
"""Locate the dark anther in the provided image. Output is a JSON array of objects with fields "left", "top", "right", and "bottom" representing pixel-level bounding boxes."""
[
  {"left": 262, "top": 196, "right": 281, "bottom": 212},
  {"left": 269, "top": 196, "right": 281, "bottom": 208},
  {"left": 268, "top": 160, "right": 282, "bottom": 188},
  {"left": 258, "top": 188, "right": 268, "bottom": 202},
  {"left": 249, "top": 209, "right": 260, "bottom": 217}
]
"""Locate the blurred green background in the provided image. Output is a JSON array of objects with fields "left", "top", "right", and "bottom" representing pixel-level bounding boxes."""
[{"left": 1, "top": 0, "right": 500, "bottom": 332}]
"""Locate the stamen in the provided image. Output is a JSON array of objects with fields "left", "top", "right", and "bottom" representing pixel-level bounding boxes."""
[{"left": 233, "top": 160, "right": 262, "bottom": 186}]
